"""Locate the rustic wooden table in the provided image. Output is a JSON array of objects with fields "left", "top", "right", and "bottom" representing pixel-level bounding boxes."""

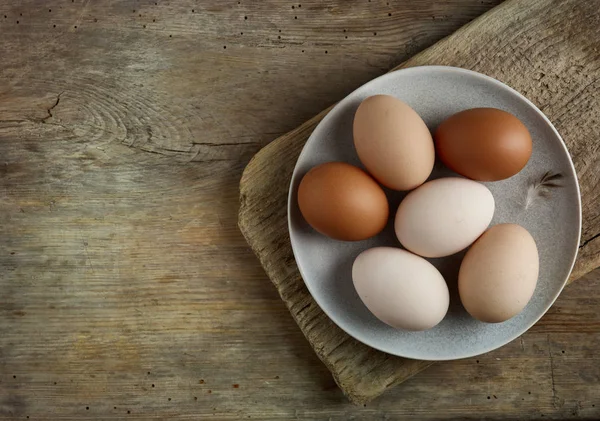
[{"left": 1, "top": 1, "right": 599, "bottom": 420}]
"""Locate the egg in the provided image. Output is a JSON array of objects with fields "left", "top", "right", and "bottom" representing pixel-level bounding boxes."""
[
  {"left": 458, "top": 223, "right": 539, "bottom": 323},
  {"left": 435, "top": 108, "right": 532, "bottom": 181},
  {"left": 353, "top": 95, "right": 435, "bottom": 191},
  {"left": 297, "top": 162, "right": 389, "bottom": 241},
  {"left": 352, "top": 247, "right": 449, "bottom": 331},
  {"left": 394, "top": 177, "right": 494, "bottom": 258}
]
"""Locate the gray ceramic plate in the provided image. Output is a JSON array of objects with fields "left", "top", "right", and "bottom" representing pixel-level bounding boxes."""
[{"left": 288, "top": 66, "right": 581, "bottom": 361}]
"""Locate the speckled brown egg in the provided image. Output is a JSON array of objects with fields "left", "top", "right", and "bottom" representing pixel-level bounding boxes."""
[
  {"left": 435, "top": 108, "right": 533, "bottom": 181},
  {"left": 297, "top": 162, "right": 389, "bottom": 241}
]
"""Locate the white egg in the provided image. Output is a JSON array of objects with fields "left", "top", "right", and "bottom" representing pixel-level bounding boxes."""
[
  {"left": 394, "top": 177, "right": 495, "bottom": 258},
  {"left": 352, "top": 247, "right": 449, "bottom": 331}
]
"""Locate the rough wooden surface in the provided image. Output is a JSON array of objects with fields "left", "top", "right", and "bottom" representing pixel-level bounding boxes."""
[
  {"left": 239, "top": 0, "right": 600, "bottom": 408},
  {"left": 1, "top": 0, "right": 599, "bottom": 419}
]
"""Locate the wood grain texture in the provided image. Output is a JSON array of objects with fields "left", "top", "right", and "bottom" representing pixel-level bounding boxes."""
[
  {"left": 239, "top": 0, "right": 600, "bottom": 407},
  {"left": 1, "top": 0, "right": 599, "bottom": 419}
]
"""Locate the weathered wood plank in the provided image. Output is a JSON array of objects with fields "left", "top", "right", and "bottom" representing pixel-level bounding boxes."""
[{"left": 2, "top": 0, "right": 600, "bottom": 419}]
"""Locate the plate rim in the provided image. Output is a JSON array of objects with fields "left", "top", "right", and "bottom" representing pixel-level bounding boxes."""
[{"left": 287, "top": 65, "right": 582, "bottom": 361}]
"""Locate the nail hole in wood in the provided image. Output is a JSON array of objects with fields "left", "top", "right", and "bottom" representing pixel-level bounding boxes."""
[
  {"left": 244, "top": 16, "right": 248, "bottom": 20},
  {"left": 152, "top": 384, "right": 155, "bottom": 387}
]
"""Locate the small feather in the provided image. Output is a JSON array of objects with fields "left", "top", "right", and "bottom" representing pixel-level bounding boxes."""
[
  {"left": 543, "top": 172, "right": 564, "bottom": 182},
  {"left": 543, "top": 182, "right": 562, "bottom": 188},
  {"left": 524, "top": 171, "right": 564, "bottom": 210}
]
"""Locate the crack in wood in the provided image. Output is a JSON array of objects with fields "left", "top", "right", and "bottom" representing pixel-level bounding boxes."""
[
  {"left": 580, "top": 232, "right": 600, "bottom": 249},
  {"left": 520, "top": 336, "right": 525, "bottom": 351},
  {"left": 40, "top": 92, "right": 64, "bottom": 123},
  {"left": 191, "top": 141, "right": 260, "bottom": 147},
  {"left": 547, "top": 335, "right": 559, "bottom": 409},
  {"left": 0, "top": 119, "right": 28, "bottom": 124}
]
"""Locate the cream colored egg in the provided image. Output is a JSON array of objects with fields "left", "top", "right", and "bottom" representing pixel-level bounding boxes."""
[
  {"left": 353, "top": 95, "right": 435, "bottom": 191},
  {"left": 352, "top": 247, "right": 449, "bottom": 331},
  {"left": 458, "top": 224, "right": 539, "bottom": 323},
  {"left": 394, "top": 177, "right": 495, "bottom": 258}
]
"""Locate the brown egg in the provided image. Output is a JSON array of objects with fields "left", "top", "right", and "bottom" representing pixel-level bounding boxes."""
[
  {"left": 353, "top": 95, "right": 435, "bottom": 191},
  {"left": 435, "top": 108, "right": 532, "bottom": 181},
  {"left": 458, "top": 224, "right": 539, "bottom": 323},
  {"left": 297, "top": 162, "right": 389, "bottom": 241}
]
